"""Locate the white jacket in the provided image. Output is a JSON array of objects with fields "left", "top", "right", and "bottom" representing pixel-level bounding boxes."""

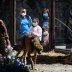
[{"left": 30, "top": 25, "right": 42, "bottom": 41}]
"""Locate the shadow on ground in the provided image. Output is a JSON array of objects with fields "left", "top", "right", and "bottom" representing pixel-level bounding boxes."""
[{"left": 37, "top": 55, "right": 66, "bottom": 64}]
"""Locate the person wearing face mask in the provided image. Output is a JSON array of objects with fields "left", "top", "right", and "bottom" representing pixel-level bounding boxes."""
[
  {"left": 42, "top": 26, "right": 49, "bottom": 46},
  {"left": 30, "top": 18, "right": 42, "bottom": 41},
  {"left": 18, "top": 8, "right": 32, "bottom": 38},
  {"left": 42, "top": 8, "right": 49, "bottom": 28}
]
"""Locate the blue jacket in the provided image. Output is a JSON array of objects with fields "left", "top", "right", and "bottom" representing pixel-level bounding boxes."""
[
  {"left": 19, "top": 15, "right": 32, "bottom": 37},
  {"left": 43, "top": 12, "right": 49, "bottom": 22}
]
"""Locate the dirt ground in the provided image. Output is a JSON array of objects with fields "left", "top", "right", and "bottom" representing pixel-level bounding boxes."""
[
  {"left": 29, "top": 51, "right": 72, "bottom": 72},
  {"left": 0, "top": 50, "right": 72, "bottom": 72},
  {"left": 30, "top": 64, "right": 72, "bottom": 72}
]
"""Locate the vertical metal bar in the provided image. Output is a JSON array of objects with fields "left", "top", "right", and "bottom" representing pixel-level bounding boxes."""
[
  {"left": 49, "top": 0, "right": 54, "bottom": 49},
  {"left": 14, "top": 0, "right": 16, "bottom": 45},
  {"left": 53, "top": 0, "right": 55, "bottom": 48}
]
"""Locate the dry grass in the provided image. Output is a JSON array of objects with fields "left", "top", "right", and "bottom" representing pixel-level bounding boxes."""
[
  {"left": 0, "top": 50, "right": 66, "bottom": 57},
  {"left": 41, "top": 51, "right": 66, "bottom": 56},
  {"left": 30, "top": 50, "right": 66, "bottom": 57}
]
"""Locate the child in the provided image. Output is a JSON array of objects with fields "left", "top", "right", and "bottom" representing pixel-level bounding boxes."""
[
  {"left": 42, "top": 26, "right": 49, "bottom": 46},
  {"left": 30, "top": 18, "right": 42, "bottom": 41},
  {"left": 42, "top": 8, "right": 49, "bottom": 28}
]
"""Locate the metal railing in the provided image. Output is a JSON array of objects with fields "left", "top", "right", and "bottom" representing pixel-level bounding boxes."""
[
  {"left": 55, "top": 17, "right": 72, "bottom": 33},
  {"left": 55, "top": 17, "right": 72, "bottom": 50}
]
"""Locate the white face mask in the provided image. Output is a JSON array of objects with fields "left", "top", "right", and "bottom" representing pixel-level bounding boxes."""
[
  {"left": 43, "top": 12, "right": 48, "bottom": 17},
  {"left": 43, "top": 31, "right": 48, "bottom": 36},
  {"left": 32, "top": 22, "right": 38, "bottom": 27},
  {"left": 21, "top": 13, "right": 26, "bottom": 17}
]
